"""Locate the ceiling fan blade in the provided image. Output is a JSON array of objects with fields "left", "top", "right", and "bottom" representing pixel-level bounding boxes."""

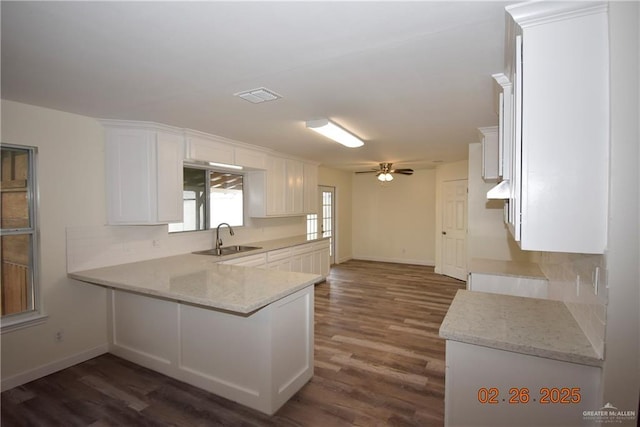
[
  {"left": 355, "top": 170, "right": 378, "bottom": 174},
  {"left": 391, "top": 168, "right": 414, "bottom": 175}
]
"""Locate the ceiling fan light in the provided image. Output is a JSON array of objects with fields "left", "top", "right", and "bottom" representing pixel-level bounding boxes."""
[
  {"left": 305, "top": 119, "right": 364, "bottom": 148},
  {"left": 377, "top": 172, "right": 393, "bottom": 182}
]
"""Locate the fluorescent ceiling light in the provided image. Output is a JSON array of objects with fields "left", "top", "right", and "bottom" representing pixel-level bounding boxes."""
[
  {"left": 305, "top": 119, "right": 364, "bottom": 148},
  {"left": 209, "top": 162, "right": 243, "bottom": 170}
]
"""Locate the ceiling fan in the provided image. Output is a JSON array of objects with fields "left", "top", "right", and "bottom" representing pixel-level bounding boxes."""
[{"left": 355, "top": 163, "right": 414, "bottom": 182}]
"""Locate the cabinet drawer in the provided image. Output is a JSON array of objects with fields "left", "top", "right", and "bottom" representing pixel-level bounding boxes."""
[
  {"left": 267, "top": 248, "right": 292, "bottom": 262},
  {"left": 221, "top": 253, "right": 267, "bottom": 267}
]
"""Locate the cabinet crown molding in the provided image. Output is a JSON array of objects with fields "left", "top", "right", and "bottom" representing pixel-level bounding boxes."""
[
  {"left": 99, "top": 119, "right": 183, "bottom": 135},
  {"left": 98, "top": 119, "right": 318, "bottom": 164},
  {"left": 506, "top": 1, "right": 607, "bottom": 28}
]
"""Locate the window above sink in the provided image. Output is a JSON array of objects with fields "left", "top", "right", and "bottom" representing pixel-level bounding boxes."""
[{"left": 169, "top": 166, "right": 244, "bottom": 233}]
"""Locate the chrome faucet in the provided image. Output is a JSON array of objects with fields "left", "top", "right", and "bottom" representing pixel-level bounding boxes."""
[{"left": 215, "top": 223, "right": 234, "bottom": 255}]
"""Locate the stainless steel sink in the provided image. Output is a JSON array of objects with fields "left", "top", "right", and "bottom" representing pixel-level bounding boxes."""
[{"left": 193, "top": 245, "right": 262, "bottom": 256}]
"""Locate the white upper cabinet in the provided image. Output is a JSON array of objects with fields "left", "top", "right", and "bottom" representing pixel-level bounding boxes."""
[
  {"left": 503, "top": 2, "right": 609, "bottom": 254},
  {"left": 247, "top": 155, "right": 316, "bottom": 218},
  {"left": 184, "top": 131, "right": 234, "bottom": 165},
  {"left": 235, "top": 147, "right": 267, "bottom": 170},
  {"left": 184, "top": 130, "right": 267, "bottom": 170},
  {"left": 103, "top": 121, "right": 184, "bottom": 225},
  {"left": 478, "top": 126, "right": 499, "bottom": 181},
  {"left": 103, "top": 120, "right": 313, "bottom": 223}
]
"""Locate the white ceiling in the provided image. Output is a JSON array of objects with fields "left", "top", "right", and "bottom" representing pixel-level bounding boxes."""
[{"left": 1, "top": 1, "right": 513, "bottom": 171}]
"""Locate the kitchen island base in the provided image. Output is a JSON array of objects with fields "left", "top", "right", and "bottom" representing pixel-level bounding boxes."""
[{"left": 107, "top": 285, "right": 314, "bottom": 415}]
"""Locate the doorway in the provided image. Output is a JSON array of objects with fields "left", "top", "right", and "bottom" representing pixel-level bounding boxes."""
[{"left": 441, "top": 179, "right": 467, "bottom": 281}]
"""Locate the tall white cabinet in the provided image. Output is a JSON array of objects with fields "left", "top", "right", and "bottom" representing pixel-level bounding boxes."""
[
  {"left": 491, "top": 2, "right": 610, "bottom": 254},
  {"left": 103, "top": 121, "right": 184, "bottom": 225},
  {"left": 247, "top": 156, "right": 317, "bottom": 218}
]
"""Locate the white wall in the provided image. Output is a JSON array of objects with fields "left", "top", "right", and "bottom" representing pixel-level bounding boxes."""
[
  {"left": 467, "top": 143, "right": 530, "bottom": 263},
  {"left": 318, "top": 166, "right": 353, "bottom": 264},
  {"left": 352, "top": 169, "right": 436, "bottom": 265},
  {"left": 434, "top": 160, "right": 468, "bottom": 274},
  {"left": 1, "top": 100, "right": 308, "bottom": 388},
  {"left": 1, "top": 100, "right": 109, "bottom": 388},
  {"left": 601, "top": 1, "right": 640, "bottom": 418}
]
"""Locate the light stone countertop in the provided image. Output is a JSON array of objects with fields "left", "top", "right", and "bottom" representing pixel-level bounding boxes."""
[
  {"left": 439, "top": 290, "right": 602, "bottom": 367},
  {"left": 469, "top": 258, "right": 547, "bottom": 279},
  {"left": 69, "top": 253, "right": 320, "bottom": 314}
]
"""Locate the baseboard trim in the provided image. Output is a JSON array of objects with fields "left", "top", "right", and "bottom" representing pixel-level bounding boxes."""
[
  {"left": 1, "top": 344, "right": 109, "bottom": 392},
  {"left": 351, "top": 256, "right": 436, "bottom": 267}
]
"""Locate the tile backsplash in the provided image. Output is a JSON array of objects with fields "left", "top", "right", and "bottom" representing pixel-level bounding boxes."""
[
  {"left": 536, "top": 251, "right": 607, "bottom": 358},
  {"left": 66, "top": 216, "right": 306, "bottom": 273}
]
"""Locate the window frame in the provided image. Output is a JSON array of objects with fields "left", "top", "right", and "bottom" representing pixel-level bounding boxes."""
[
  {"left": 169, "top": 164, "right": 246, "bottom": 233},
  {"left": 1, "top": 143, "right": 46, "bottom": 333}
]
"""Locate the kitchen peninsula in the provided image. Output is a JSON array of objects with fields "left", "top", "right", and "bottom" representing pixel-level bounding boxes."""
[{"left": 69, "top": 253, "right": 320, "bottom": 415}]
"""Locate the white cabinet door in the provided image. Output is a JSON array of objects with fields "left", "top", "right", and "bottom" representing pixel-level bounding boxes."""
[
  {"left": 235, "top": 147, "right": 266, "bottom": 170},
  {"left": 156, "top": 132, "right": 185, "bottom": 223},
  {"left": 303, "top": 163, "right": 318, "bottom": 213},
  {"left": 267, "top": 156, "right": 287, "bottom": 216},
  {"left": 247, "top": 155, "right": 307, "bottom": 218},
  {"left": 505, "top": 3, "right": 609, "bottom": 254},
  {"left": 286, "top": 159, "right": 303, "bottom": 215},
  {"left": 105, "top": 125, "right": 184, "bottom": 225},
  {"left": 478, "top": 127, "right": 499, "bottom": 182},
  {"left": 316, "top": 246, "right": 330, "bottom": 278},
  {"left": 492, "top": 73, "right": 513, "bottom": 181}
]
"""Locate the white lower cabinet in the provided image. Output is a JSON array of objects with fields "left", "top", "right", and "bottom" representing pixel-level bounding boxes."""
[
  {"left": 468, "top": 272, "right": 547, "bottom": 299},
  {"left": 222, "top": 240, "right": 330, "bottom": 281},
  {"left": 445, "top": 340, "right": 601, "bottom": 427},
  {"left": 108, "top": 286, "right": 314, "bottom": 415}
]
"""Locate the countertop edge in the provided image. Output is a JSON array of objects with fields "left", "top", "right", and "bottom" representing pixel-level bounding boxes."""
[
  {"left": 439, "top": 330, "right": 603, "bottom": 368},
  {"left": 69, "top": 270, "right": 320, "bottom": 314}
]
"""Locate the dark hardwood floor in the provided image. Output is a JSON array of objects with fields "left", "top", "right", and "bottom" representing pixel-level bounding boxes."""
[{"left": 1, "top": 260, "right": 465, "bottom": 426}]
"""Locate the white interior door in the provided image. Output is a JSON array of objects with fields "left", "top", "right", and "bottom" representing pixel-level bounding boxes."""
[
  {"left": 319, "top": 186, "right": 335, "bottom": 265},
  {"left": 442, "top": 180, "right": 468, "bottom": 281}
]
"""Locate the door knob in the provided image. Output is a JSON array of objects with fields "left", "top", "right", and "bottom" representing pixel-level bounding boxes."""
[{"left": 442, "top": 231, "right": 447, "bottom": 235}]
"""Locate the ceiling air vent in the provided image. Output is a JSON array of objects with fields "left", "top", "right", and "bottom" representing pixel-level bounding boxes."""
[{"left": 234, "top": 87, "right": 282, "bottom": 104}]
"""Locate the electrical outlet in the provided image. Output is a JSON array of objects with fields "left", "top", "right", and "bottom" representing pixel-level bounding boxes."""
[{"left": 55, "top": 330, "right": 64, "bottom": 342}]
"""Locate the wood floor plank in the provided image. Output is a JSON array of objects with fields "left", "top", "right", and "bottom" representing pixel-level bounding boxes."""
[{"left": 1, "top": 260, "right": 464, "bottom": 426}]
